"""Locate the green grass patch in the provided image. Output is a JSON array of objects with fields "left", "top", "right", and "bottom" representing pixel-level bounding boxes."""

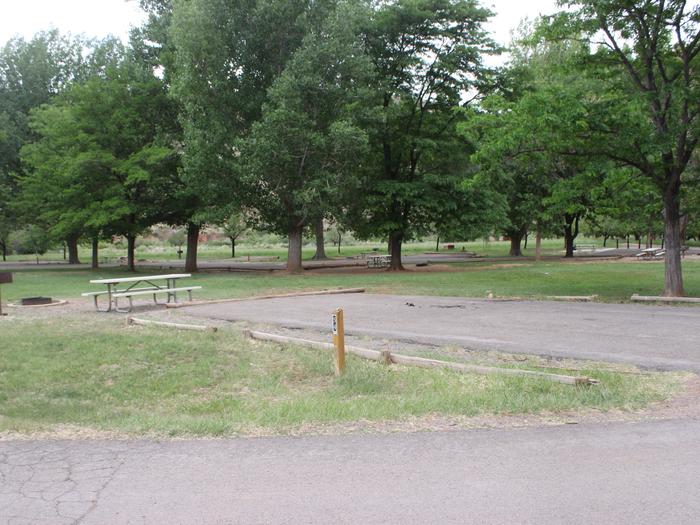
[
  {"left": 4, "top": 259, "right": 700, "bottom": 303},
  {"left": 1, "top": 238, "right": 602, "bottom": 263},
  {"left": 0, "top": 317, "right": 683, "bottom": 437}
]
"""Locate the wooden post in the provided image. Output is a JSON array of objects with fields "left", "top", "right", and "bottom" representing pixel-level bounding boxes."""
[{"left": 332, "top": 308, "right": 346, "bottom": 375}]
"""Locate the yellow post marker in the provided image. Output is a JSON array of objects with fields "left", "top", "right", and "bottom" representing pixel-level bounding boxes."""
[{"left": 332, "top": 308, "right": 346, "bottom": 375}]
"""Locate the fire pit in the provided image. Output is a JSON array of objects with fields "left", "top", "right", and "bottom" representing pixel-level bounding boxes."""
[{"left": 20, "top": 297, "right": 54, "bottom": 306}]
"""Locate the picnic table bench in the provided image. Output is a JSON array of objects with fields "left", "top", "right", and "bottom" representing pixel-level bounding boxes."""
[
  {"left": 574, "top": 243, "right": 596, "bottom": 252},
  {"left": 636, "top": 247, "right": 665, "bottom": 259},
  {"left": 82, "top": 273, "right": 200, "bottom": 313},
  {"left": 366, "top": 254, "right": 391, "bottom": 269}
]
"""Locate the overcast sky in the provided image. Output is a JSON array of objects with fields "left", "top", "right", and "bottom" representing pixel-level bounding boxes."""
[{"left": 0, "top": 0, "right": 559, "bottom": 49}]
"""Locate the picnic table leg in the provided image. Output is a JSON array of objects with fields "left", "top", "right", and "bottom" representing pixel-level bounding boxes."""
[
  {"left": 114, "top": 295, "right": 133, "bottom": 314},
  {"left": 167, "top": 278, "right": 176, "bottom": 304},
  {"left": 108, "top": 284, "right": 114, "bottom": 312},
  {"left": 93, "top": 284, "right": 114, "bottom": 312}
]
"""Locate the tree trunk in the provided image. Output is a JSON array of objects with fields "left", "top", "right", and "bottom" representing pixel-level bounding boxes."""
[
  {"left": 91, "top": 237, "right": 99, "bottom": 270},
  {"left": 662, "top": 187, "right": 684, "bottom": 296},
  {"left": 508, "top": 231, "right": 524, "bottom": 257},
  {"left": 127, "top": 235, "right": 136, "bottom": 272},
  {"left": 603, "top": 234, "right": 609, "bottom": 247},
  {"left": 523, "top": 232, "right": 528, "bottom": 250},
  {"left": 680, "top": 214, "right": 689, "bottom": 243},
  {"left": 312, "top": 216, "right": 327, "bottom": 260},
  {"left": 1, "top": 240, "right": 6, "bottom": 262},
  {"left": 436, "top": 236, "right": 440, "bottom": 252},
  {"left": 563, "top": 214, "right": 578, "bottom": 258},
  {"left": 185, "top": 223, "right": 200, "bottom": 273},
  {"left": 388, "top": 232, "right": 404, "bottom": 271},
  {"left": 229, "top": 236, "right": 236, "bottom": 258},
  {"left": 535, "top": 223, "right": 542, "bottom": 261},
  {"left": 337, "top": 232, "right": 341, "bottom": 255},
  {"left": 287, "top": 224, "right": 303, "bottom": 273},
  {"left": 67, "top": 236, "right": 80, "bottom": 265}
]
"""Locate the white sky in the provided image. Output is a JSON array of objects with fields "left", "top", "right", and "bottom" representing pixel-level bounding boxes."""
[
  {"left": 0, "top": 0, "right": 558, "bottom": 48},
  {"left": 0, "top": 0, "right": 146, "bottom": 44}
]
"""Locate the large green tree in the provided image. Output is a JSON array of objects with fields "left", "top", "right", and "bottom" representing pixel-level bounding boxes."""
[
  {"left": 171, "top": 0, "right": 334, "bottom": 213},
  {"left": 349, "top": 0, "right": 497, "bottom": 270},
  {"left": 472, "top": 38, "right": 603, "bottom": 258},
  {"left": 20, "top": 55, "right": 180, "bottom": 271},
  {"left": 238, "top": 3, "right": 371, "bottom": 272},
  {"left": 547, "top": 0, "right": 700, "bottom": 295},
  {"left": 0, "top": 30, "right": 90, "bottom": 261}
]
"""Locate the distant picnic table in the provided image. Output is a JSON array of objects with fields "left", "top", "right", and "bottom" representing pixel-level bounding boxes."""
[
  {"left": 82, "top": 273, "right": 200, "bottom": 313},
  {"left": 636, "top": 247, "right": 665, "bottom": 260},
  {"left": 366, "top": 254, "right": 391, "bottom": 269}
]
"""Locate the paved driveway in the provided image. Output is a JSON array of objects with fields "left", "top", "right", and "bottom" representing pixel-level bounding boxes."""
[
  {"left": 184, "top": 294, "right": 700, "bottom": 371},
  {"left": 2, "top": 418, "right": 700, "bottom": 524}
]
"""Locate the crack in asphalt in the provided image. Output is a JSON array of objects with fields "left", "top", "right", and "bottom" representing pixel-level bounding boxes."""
[{"left": 0, "top": 441, "right": 136, "bottom": 525}]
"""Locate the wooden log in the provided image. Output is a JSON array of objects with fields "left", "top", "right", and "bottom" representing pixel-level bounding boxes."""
[
  {"left": 245, "top": 330, "right": 596, "bottom": 386},
  {"left": 165, "top": 288, "right": 366, "bottom": 308},
  {"left": 545, "top": 295, "right": 598, "bottom": 302},
  {"left": 631, "top": 294, "right": 700, "bottom": 303},
  {"left": 247, "top": 330, "right": 382, "bottom": 361},
  {"left": 390, "top": 354, "right": 596, "bottom": 385},
  {"left": 127, "top": 317, "right": 217, "bottom": 332}
]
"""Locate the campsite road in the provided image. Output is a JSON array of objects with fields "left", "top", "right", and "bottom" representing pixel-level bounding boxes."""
[{"left": 2, "top": 418, "right": 699, "bottom": 524}]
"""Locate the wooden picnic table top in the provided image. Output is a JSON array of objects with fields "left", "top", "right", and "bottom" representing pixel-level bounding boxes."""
[{"left": 89, "top": 273, "right": 191, "bottom": 285}]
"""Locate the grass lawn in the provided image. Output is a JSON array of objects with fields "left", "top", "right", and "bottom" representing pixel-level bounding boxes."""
[
  {"left": 0, "top": 316, "right": 683, "bottom": 437},
  {"left": 2, "top": 237, "right": 600, "bottom": 263},
  {"left": 3, "top": 259, "right": 700, "bottom": 303}
]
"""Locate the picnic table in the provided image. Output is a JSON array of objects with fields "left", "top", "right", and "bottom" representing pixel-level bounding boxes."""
[
  {"left": 82, "top": 273, "right": 201, "bottom": 313},
  {"left": 366, "top": 254, "right": 391, "bottom": 269},
  {"left": 636, "top": 247, "right": 665, "bottom": 259}
]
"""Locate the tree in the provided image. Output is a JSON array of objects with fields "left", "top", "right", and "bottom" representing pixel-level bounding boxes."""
[
  {"left": 238, "top": 2, "right": 371, "bottom": 272},
  {"left": 349, "top": 0, "right": 497, "bottom": 270},
  {"left": 20, "top": 54, "right": 180, "bottom": 272},
  {"left": 471, "top": 46, "right": 602, "bottom": 259},
  {"left": 547, "top": 0, "right": 700, "bottom": 295},
  {"left": 171, "top": 0, "right": 333, "bottom": 235},
  {"left": 132, "top": 0, "right": 212, "bottom": 273},
  {"left": 222, "top": 210, "right": 249, "bottom": 259},
  {"left": 0, "top": 30, "right": 91, "bottom": 262}
]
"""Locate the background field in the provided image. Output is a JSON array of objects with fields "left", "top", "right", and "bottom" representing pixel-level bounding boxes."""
[
  {"left": 4, "top": 258, "right": 700, "bottom": 304},
  {"left": 2, "top": 237, "right": 642, "bottom": 263}
]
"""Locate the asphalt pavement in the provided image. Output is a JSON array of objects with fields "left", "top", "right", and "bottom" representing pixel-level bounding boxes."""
[
  {"left": 2, "top": 418, "right": 699, "bottom": 524},
  {"left": 183, "top": 293, "right": 700, "bottom": 372}
]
